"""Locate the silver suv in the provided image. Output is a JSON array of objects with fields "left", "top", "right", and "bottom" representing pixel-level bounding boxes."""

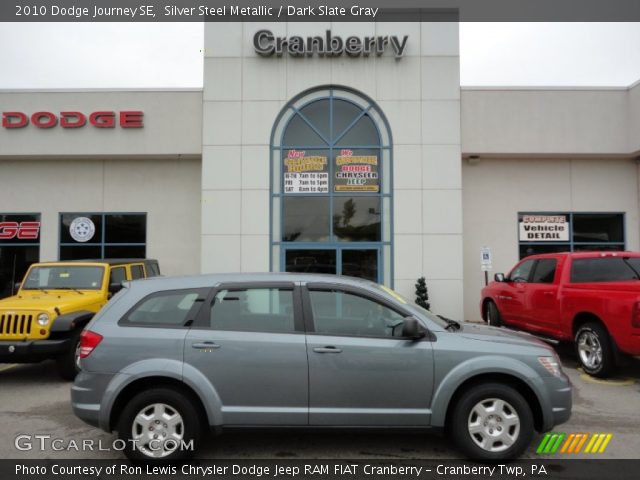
[{"left": 72, "top": 273, "right": 571, "bottom": 461}]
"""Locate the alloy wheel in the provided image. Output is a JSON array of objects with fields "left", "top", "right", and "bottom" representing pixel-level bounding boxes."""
[{"left": 467, "top": 398, "right": 521, "bottom": 452}]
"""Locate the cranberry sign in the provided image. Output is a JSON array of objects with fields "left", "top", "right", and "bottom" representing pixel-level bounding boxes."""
[{"left": 1, "top": 111, "right": 144, "bottom": 129}]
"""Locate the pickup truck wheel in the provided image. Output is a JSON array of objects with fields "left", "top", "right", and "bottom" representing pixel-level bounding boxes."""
[
  {"left": 485, "top": 301, "right": 503, "bottom": 327},
  {"left": 56, "top": 329, "right": 82, "bottom": 381},
  {"left": 575, "top": 323, "right": 614, "bottom": 378},
  {"left": 449, "top": 383, "right": 534, "bottom": 460},
  {"left": 117, "top": 388, "right": 201, "bottom": 461}
]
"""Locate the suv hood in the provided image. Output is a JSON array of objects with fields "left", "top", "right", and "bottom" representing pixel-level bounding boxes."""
[
  {"left": 0, "top": 290, "right": 104, "bottom": 314},
  {"left": 459, "top": 322, "right": 552, "bottom": 350}
]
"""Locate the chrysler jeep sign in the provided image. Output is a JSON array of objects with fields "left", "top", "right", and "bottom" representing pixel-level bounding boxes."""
[
  {"left": 1, "top": 111, "right": 144, "bottom": 129},
  {"left": 253, "top": 30, "right": 409, "bottom": 58}
]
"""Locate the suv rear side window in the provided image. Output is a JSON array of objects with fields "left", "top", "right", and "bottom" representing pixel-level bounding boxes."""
[
  {"left": 531, "top": 259, "right": 557, "bottom": 284},
  {"left": 210, "top": 288, "right": 295, "bottom": 333},
  {"left": 309, "top": 289, "right": 405, "bottom": 338},
  {"left": 571, "top": 257, "right": 640, "bottom": 283},
  {"left": 122, "top": 289, "right": 205, "bottom": 326}
]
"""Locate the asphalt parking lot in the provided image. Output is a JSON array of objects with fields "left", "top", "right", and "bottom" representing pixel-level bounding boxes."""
[{"left": 0, "top": 342, "right": 639, "bottom": 460}]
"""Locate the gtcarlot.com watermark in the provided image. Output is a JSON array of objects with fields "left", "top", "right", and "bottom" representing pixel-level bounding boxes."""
[{"left": 14, "top": 434, "right": 193, "bottom": 452}]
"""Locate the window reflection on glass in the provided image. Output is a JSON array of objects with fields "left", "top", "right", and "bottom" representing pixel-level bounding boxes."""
[
  {"left": 285, "top": 249, "right": 337, "bottom": 275},
  {"left": 342, "top": 250, "right": 378, "bottom": 282},
  {"left": 333, "top": 197, "right": 381, "bottom": 242},
  {"left": 332, "top": 99, "right": 364, "bottom": 140},
  {"left": 282, "top": 114, "right": 326, "bottom": 146},
  {"left": 572, "top": 214, "right": 624, "bottom": 243},
  {"left": 283, "top": 197, "right": 330, "bottom": 242}
]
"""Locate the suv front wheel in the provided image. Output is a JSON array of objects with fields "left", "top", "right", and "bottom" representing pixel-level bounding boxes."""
[
  {"left": 117, "top": 388, "right": 201, "bottom": 461},
  {"left": 449, "top": 383, "right": 534, "bottom": 460}
]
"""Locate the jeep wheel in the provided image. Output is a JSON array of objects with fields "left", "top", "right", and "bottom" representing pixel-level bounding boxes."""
[
  {"left": 56, "top": 329, "right": 82, "bottom": 381},
  {"left": 117, "top": 388, "right": 201, "bottom": 461},
  {"left": 449, "top": 383, "right": 534, "bottom": 461},
  {"left": 575, "top": 322, "right": 614, "bottom": 378},
  {"left": 485, "top": 301, "right": 503, "bottom": 327}
]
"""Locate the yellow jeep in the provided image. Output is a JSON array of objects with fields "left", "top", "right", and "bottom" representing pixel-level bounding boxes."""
[{"left": 0, "top": 259, "right": 160, "bottom": 379}]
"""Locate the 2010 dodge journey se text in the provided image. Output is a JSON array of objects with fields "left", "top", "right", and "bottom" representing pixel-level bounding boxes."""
[{"left": 71, "top": 273, "right": 572, "bottom": 461}]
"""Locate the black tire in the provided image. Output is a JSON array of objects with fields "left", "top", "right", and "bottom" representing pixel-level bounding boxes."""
[
  {"left": 117, "top": 388, "right": 201, "bottom": 461},
  {"left": 449, "top": 383, "right": 534, "bottom": 461},
  {"left": 574, "top": 322, "right": 615, "bottom": 378},
  {"left": 485, "top": 301, "right": 503, "bottom": 327},
  {"left": 56, "top": 329, "right": 82, "bottom": 381}
]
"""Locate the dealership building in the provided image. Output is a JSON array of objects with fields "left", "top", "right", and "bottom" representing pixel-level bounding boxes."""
[{"left": 1, "top": 22, "right": 639, "bottom": 320}]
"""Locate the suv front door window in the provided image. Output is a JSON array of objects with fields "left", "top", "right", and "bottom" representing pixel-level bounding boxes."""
[{"left": 305, "top": 286, "right": 434, "bottom": 427}]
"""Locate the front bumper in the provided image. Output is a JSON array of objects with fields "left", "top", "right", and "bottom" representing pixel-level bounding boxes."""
[
  {"left": 535, "top": 373, "right": 573, "bottom": 431},
  {"left": 0, "top": 338, "right": 70, "bottom": 362}
]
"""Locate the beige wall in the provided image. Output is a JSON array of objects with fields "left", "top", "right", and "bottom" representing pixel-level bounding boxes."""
[
  {"left": 461, "top": 89, "right": 631, "bottom": 155},
  {"left": 0, "top": 158, "right": 201, "bottom": 277},
  {"left": 0, "top": 91, "right": 202, "bottom": 157},
  {"left": 462, "top": 157, "right": 640, "bottom": 320}
]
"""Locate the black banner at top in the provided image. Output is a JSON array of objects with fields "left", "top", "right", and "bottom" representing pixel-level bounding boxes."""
[{"left": 2, "top": 0, "right": 640, "bottom": 22}]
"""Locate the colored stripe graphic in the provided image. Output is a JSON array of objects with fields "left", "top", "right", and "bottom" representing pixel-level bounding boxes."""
[{"left": 538, "top": 433, "right": 613, "bottom": 454}]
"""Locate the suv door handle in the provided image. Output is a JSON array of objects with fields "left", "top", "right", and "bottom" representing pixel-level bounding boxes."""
[
  {"left": 313, "top": 346, "right": 342, "bottom": 354},
  {"left": 192, "top": 342, "right": 221, "bottom": 350}
]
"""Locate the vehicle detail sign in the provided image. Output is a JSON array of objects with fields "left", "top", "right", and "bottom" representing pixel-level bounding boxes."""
[
  {"left": 334, "top": 150, "right": 379, "bottom": 192},
  {"left": 519, "top": 215, "right": 569, "bottom": 241},
  {"left": 283, "top": 150, "right": 329, "bottom": 193}
]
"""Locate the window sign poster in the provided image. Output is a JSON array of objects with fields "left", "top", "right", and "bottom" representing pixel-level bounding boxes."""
[
  {"left": 334, "top": 149, "right": 379, "bottom": 192},
  {"left": 519, "top": 215, "right": 569, "bottom": 241},
  {"left": 283, "top": 149, "right": 329, "bottom": 193}
]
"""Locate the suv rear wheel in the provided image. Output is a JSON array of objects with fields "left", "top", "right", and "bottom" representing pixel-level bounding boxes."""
[
  {"left": 575, "top": 322, "right": 614, "bottom": 378},
  {"left": 117, "top": 388, "right": 201, "bottom": 461},
  {"left": 449, "top": 383, "right": 534, "bottom": 460}
]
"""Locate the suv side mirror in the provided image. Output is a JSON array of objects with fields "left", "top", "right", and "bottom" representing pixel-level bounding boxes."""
[
  {"left": 402, "top": 317, "right": 426, "bottom": 340},
  {"left": 109, "top": 282, "right": 123, "bottom": 295},
  {"left": 494, "top": 273, "right": 506, "bottom": 282}
]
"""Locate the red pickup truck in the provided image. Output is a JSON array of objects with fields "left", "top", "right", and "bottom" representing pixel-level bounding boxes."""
[{"left": 481, "top": 251, "right": 640, "bottom": 377}]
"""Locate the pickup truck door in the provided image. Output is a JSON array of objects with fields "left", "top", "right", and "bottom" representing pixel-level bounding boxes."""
[
  {"left": 495, "top": 259, "right": 536, "bottom": 326},
  {"left": 521, "top": 258, "right": 562, "bottom": 336}
]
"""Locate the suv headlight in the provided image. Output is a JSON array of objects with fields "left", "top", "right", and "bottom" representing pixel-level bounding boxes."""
[
  {"left": 37, "top": 313, "right": 50, "bottom": 326},
  {"left": 538, "top": 356, "right": 563, "bottom": 377}
]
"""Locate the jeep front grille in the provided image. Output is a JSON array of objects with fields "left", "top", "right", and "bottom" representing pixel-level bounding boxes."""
[{"left": 0, "top": 314, "right": 33, "bottom": 336}]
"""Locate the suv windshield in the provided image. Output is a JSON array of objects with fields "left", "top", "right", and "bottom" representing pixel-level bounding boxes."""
[{"left": 23, "top": 266, "right": 105, "bottom": 290}]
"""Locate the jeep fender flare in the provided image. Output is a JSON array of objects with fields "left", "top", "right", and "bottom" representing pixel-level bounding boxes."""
[
  {"left": 50, "top": 310, "right": 94, "bottom": 332},
  {"left": 99, "top": 359, "right": 223, "bottom": 432},
  {"left": 429, "top": 355, "right": 547, "bottom": 428}
]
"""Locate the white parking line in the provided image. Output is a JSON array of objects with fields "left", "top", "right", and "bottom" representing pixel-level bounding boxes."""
[{"left": 0, "top": 364, "right": 17, "bottom": 373}]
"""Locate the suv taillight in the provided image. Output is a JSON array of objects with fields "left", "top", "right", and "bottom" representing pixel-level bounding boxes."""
[
  {"left": 632, "top": 302, "right": 640, "bottom": 329},
  {"left": 79, "top": 330, "right": 103, "bottom": 358}
]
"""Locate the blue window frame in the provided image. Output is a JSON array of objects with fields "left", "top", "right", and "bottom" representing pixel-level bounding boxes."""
[
  {"left": 59, "top": 212, "right": 147, "bottom": 260},
  {"left": 270, "top": 87, "right": 393, "bottom": 285},
  {"left": 518, "top": 212, "right": 625, "bottom": 259}
]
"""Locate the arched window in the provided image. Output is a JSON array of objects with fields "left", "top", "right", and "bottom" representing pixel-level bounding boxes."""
[{"left": 270, "top": 87, "right": 393, "bottom": 285}]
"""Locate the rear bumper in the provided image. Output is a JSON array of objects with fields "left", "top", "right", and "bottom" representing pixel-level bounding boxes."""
[
  {"left": 71, "top": 370, "right": 116, "bottom": 431},
  {"left": 0, "top": 338, "right": 70, "bottom": 362}
]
